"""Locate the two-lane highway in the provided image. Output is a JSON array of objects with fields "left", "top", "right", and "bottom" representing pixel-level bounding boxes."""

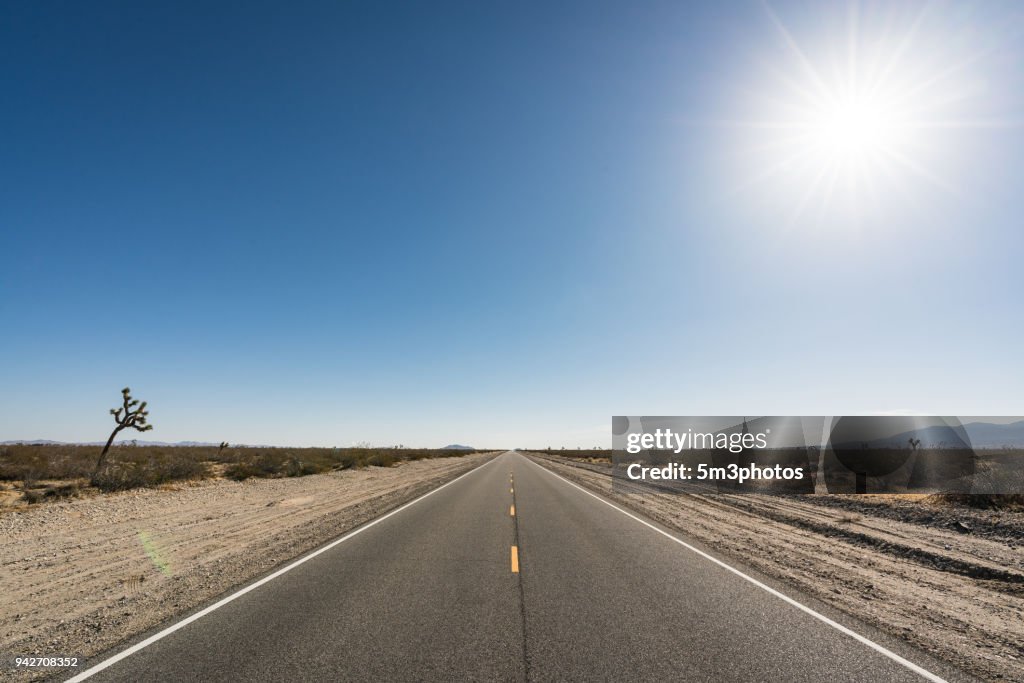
[{"left": 69, "top": 452, "right": 972, "bottom": 682}]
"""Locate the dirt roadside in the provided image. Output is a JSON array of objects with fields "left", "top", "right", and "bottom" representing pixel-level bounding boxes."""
[
  {"left": 0, "top": 453, "right": 495, "bottom": 681},
  {"left": 527, "top": 453, "right": 1024, "bottom": 683}
]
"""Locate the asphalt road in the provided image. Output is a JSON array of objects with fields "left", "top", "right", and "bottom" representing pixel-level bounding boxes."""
[{"left": 69, "top": 452, "right": 973, "bottom": 682}]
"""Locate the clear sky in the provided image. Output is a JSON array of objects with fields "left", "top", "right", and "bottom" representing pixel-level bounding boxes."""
[{"left": 2, "top": 1, "right": 1022, "bottom": 448}]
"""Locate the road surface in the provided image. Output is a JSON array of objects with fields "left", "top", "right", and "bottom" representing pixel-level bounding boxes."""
[{"left": 67, "top": 452, "right": 973, "bottom": 682}]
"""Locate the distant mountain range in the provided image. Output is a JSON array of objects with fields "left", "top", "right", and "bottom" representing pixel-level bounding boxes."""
[
  {"left": 442, "top": 444, "right": 474, "bottom": 450},
  {"left": 845, "top": 420, "right": 1024, "bottom": 449},
  {"left": 963, "top": 421, "right": 1024, "bottom": 448}
]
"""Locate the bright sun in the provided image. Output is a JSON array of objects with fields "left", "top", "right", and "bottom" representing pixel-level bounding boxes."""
[
  {"left": 795, "top": 84, "right": 919, "bottom": 190},
  {"left": 810, "top": 97, "right": 903, "bottom": 158},
  {"left": 723, "top": 1, "right": 994, "bottom": 227}
]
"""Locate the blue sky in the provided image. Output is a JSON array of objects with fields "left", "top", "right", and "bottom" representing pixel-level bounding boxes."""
[{"left": 2, "top": 1, "right": 1022, "bottom": 448}]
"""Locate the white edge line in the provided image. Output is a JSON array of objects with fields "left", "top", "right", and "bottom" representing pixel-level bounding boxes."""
[
  {"left": 525, "top": 456, "right": 948, "bottom": 683},
  {"left": 65, "top": 454, "right": 503, "bottom": 682}
]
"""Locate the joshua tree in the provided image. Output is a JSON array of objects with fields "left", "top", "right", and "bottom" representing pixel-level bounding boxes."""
[
  {"left": 219, "top": 441, "right": 229, "bottom": 453},
  {"left": 93, "top": 387, "right": 153, "bottom": 477},
  {"left": 908, "top": 437, "right": 921, "bottom": 451}
]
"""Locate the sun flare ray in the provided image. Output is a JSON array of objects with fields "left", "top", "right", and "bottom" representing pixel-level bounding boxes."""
[{"left": 718, "top": 0, "right": 1013, "bottom": 230}]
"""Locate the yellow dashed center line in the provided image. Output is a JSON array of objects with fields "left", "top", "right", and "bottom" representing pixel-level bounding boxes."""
[{"left": 510, "top": 469, "right": 519, "bottom": 573}]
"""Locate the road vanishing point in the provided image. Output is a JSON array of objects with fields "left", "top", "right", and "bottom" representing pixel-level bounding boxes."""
[{"left": 67, "top": 452, "right": 974, "bottom": 682}]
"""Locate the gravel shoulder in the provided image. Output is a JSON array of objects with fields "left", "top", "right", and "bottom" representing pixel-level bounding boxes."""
[
  {"left": 528, "top": 453, "right": 1024, "bottom": 683},
  {"left": 0, "top": 454, "right": 494, "bottom": 681}
]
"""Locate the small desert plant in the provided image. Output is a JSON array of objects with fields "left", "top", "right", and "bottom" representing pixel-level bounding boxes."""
[
  {"left": 224, "top": 461, "right": 262, "bottom": 481},
  {"left": 332, "top": 451, "right": 360, "bottom": 470},
  {"left": 285, "top": 456, "right": 327, "bottom": 477},
  {"left": 45, "top": 483, "right": 81, "bottom": 500},
  {"left": 22, "top": 488, "right": 44, "bottom": 504},
  {"left": 22, "top": 483, "right": 80, "bottom": 503},
  {"left": 366, "top": 451, "right": 396, "bottom": 468}
]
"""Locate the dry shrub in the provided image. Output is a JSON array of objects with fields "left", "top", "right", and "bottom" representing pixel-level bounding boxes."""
[
  {"left": 21, "top": 483, "right": 80, "bottom": 504},
  {"left": 1, "top": 445, "right": 92, "bottom": 482},
  {"left": 365, "top": 451, "right": 396, "bottom": 468},
  {"left": 91, "top": 451, "right": 209, "bottom": 491},
  {"left": 2, "top": 443, "right": 476, "bottom": 492},
  {"left": 537, "top": 449, "right": 608, "bottom": 459}
]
